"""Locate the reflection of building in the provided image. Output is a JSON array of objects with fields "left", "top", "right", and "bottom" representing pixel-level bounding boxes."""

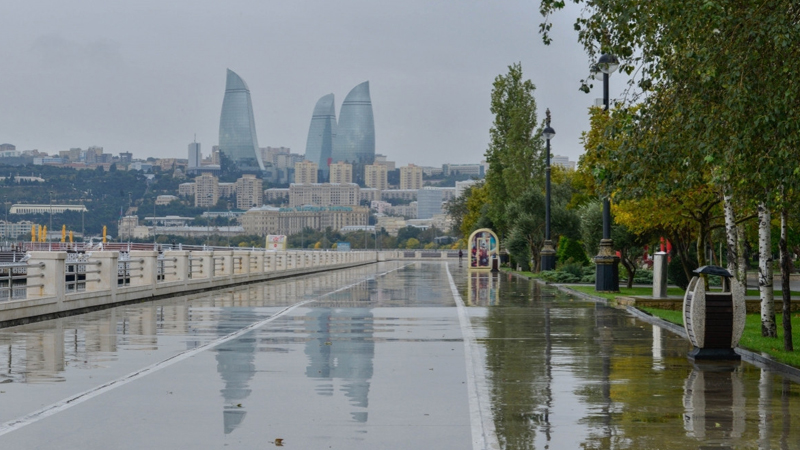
[
  {"left": 218, "top": 69, "right": 265, "bottom": 172},
  {"left": 305, "top": 308, "right": 374, "bottom": 422},
  {"left": 304, "top": 94, "right": 337, "bottom": 179},
  {"left": 216, "top": 309, "right": 257, "bottom": 434}
]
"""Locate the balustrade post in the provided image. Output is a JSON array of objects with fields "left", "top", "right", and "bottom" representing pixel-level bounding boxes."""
[
  {"left": 129, "top": 251, "right": 157, "bottom": 288},
  {"left": 194, "top": 251, "right": 214, "bottom": 279},
  {"left": 252, "top": 251, "right": 264, "bottom": 274},
  {"left": 85, "top": 251, "right": 119, "bottom": 298},
  {"left": 27, "top": 251, "right": 66, "bottom": 300},
  {"left": 163, "top": 250, "right": 189, "bottom": 284}
]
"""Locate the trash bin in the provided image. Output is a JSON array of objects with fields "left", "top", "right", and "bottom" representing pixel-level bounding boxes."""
[{"left": 682, "top": 266, "right": 745, "bottom": 361}]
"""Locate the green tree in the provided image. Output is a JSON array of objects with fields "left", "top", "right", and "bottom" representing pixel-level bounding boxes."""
[
  {"left": 540, "top": 0, "right": 800, "bottom": 340},
  {"left": 484, "top": 63, "right": 544, "bottom": 237}
]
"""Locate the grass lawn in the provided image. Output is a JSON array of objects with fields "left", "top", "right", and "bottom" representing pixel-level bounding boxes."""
[
  {"left": 641, "top": 307, "right": 800, "bottom": 368},
  {"left": 567, "top": 285, "right": 685, "bottom": 301}
]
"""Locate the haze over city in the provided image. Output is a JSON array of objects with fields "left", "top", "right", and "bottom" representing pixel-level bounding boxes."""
[{"left": 0, "top": 0, "right": 628, "bottom": 167}]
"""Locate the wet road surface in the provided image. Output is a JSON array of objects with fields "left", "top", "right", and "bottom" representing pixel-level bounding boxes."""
[{"left": 0, "top": 261, "right": 799, "bottom": 449}]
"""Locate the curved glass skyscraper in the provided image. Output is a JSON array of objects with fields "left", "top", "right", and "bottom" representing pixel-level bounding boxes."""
[
  {"left": 304, "top": 93, "right": 337, "bottom": 178},
  {"left": 332, "top": 81, "right": 375, "bottom": 166},
  {"left": 219, "top": 69, "right": 265, "bottom": 172}
]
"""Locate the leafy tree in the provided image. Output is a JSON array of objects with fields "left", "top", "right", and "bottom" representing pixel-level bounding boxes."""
[
  {"left": 483, "top": 63, "right": 544, "bottom": 237},
  {"left": 405, "top": 238, "right": 420, "bottom": 249},
  {"left": 540, "top": 0, "right": 800, "bottom": 340}
]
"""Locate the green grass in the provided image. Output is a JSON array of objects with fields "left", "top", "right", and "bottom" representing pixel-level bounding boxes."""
[
  {"left": 567, "top": 285, "right": 685, "bottom": 301},
  {"left": 564, "top": 283, "right": 798, "bottom": 299},
  {"left": 641, "top": 308, "right": 800, "bottom": 368}
]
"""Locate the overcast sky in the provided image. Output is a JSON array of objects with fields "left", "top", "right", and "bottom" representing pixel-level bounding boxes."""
[{"left": 0, "top": 0, "right": 628, "bottom": 167}]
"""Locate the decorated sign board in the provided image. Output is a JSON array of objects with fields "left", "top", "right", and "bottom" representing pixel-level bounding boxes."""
[
  {"left": 266, "top": 235, "right": 287, "bottom": 251},
  {"left": 468, "top": 228, "right": 499, "bottom": 271}
]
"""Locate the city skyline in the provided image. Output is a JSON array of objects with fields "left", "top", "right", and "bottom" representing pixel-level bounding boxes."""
[{"left": 0, "top": 1, "right": 628, "bottom": 167}]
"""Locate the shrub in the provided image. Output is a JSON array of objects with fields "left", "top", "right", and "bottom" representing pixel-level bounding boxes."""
[{"left": 557, "top": 237, "right": 589, "bottom": 266}]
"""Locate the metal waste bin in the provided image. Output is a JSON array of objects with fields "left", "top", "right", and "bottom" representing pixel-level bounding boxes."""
[{"left": 682, "top": 266, "right": 745, "bottom": 361}]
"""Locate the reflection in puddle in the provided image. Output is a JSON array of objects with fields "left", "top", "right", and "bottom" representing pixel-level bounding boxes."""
[
  {"left": 683, "top": 362, "right": 745, "bottom": 446},
  {"left": 215, "top": 308, "right": 257, "bottom": 435},
  {"left": 462, "top": 264, "right": 800, "bottom": 449},
  {"left": 305, "top": 308, "right": 374, "bottom": 423}
]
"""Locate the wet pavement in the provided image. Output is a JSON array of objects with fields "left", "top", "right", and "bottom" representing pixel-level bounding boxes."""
[{"left": 0, "top": 261, "right": 799, "bottom": 449}]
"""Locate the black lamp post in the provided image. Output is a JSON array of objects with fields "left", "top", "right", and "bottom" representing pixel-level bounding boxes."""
[
  {"left": 540, "top": 108, "right": 556, "bottom": 271},
  {"left": 594, "top": 53, "right": 620, "bottom": 292}
]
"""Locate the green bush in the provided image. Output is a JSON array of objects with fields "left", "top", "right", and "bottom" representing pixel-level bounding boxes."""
[{"left": 557, "top": 236, "right": 589, "bottom": 266}]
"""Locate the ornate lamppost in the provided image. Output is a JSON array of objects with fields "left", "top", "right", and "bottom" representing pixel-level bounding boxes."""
[
  {"left": 540, "top": 109, "right": 556, "bottom": 271},
  {"left": 594, "top": 53, "right": 620, "bottom": 292}
]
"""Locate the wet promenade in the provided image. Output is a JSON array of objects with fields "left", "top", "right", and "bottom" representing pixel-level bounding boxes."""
[{"left": 0, "top": 261, "right": 798, "bottom": 449}]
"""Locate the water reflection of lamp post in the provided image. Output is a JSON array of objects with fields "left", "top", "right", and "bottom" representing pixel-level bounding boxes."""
[
  {"left": 540, "top": 109, "right": 556, "bottom": 272},
  {"left": 594, "top": 53, "right": 620, "bottom": 292}
]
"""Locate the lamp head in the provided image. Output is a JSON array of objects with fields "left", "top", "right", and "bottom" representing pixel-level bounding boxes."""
[
  {"left": 597, "top": 54, "right": 620, "bottom": 74},
  {"left": 542, "top": 126, "right": 556, "bottom": 141}
]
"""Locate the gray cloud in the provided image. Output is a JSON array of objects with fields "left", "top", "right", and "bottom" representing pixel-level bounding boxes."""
[{"left": 0, "top": 1, "right": 628, "bottom": 166}]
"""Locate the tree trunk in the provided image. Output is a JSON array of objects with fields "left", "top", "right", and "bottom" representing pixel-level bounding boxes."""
[
  {"left": 620, "top": 248, "right": 635, "bottom": 288},
  {"left": 737, "top": 223, "right": 748, "bottom": 289},
  {"left": 758, "top": 202, "right": 776, "bottom": 338},
  {"left": 696, "top": 223, "right": 708, "bottom": 289},
  {"left": 723, "top": 192, "right": 739, "bottom": 280},
  {"left": 780, "top": 206, "right": 793, "bottom": 351}
]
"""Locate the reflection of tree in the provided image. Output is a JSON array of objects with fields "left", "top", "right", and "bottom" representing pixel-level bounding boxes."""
[
  {"left": 304, "top": 307, "right": 374, "bottom": 423},
  {"left": 483, "top": 276, "right": 545, "bottom": 450}
]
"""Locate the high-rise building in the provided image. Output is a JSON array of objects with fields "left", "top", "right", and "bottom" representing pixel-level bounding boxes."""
[
  {"left": 364, "top": 164, "right": 388, "bottom": 190},
  {"left": 332, "top": 81, "right": 375, "bottom": 184},
  {"left": 218, "top": 69, "right": 265, "bottom": 172},
  {"left": 235, "top": 174, "right": 263, "bottom": 209},
  {"left": 417, "top": 188, "right": 444, "bottom": 219},
  {"left": 304, "top": 94, "right": 337, "bottom": 179},
  {"left": 330, "top": 162, "right": 353, "bottom": 184},
  {"left": 195, "top": 173, "right": 219, "bottom": 208},
  {"left": 294, "top": 161, "right": 318, "bottom": 184},
  {"left": 399, "top": 164, "right": 423, "bottom": 190},
  {"left": 289, "top": 183, "right": 360, "bottom": 207},
  {"left": 188, "top": 142, "right": 201, "bottom": 168}
]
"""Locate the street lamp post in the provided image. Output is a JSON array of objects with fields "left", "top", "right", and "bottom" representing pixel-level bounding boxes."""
[
  {"left": 49, "top": 191, "right": 53, "bottom": 242},
  {"left": 594, "top": 53, "right": 620, "bottom": 292},
  {"left": 153, "top": 199, "right": 157, "bottom": 245},
  {"left": 3, "top": 195, "right": 8, "bottom": 240},
  {"left": 540, "top": 109, "right": 556, "bottom": 271}
]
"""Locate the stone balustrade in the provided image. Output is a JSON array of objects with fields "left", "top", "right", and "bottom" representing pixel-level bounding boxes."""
[{"left": 0, "top": 249, "right": 461, "bottom": 327}]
